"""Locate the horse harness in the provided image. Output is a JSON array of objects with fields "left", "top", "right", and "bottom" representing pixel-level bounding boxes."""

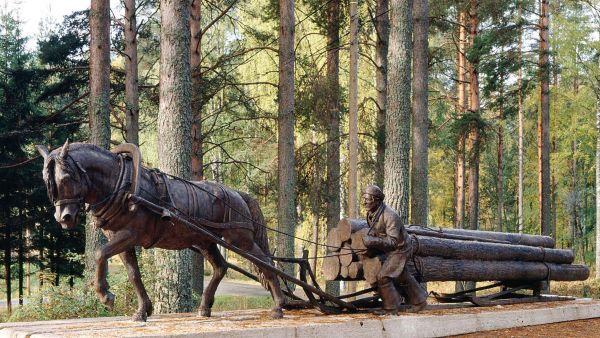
[{"left": 84, "top": 147, "right": 254, "bottom": 234}]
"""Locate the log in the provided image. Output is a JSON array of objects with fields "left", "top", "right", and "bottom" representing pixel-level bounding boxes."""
[
  {"left": 340, "top": 265, "right": 349, "bottom": 278},
  {"left": 339, "top": 244, "right": 355, "bottom": 267},
  {"left": 350, "top": 228, "right": 369, "bottom": 253},
  {"left": 412, "top": 235, "right": 574, "bottom": 264},
  {"left": 337, "top": 218, "right": 368, "bottom": 243},
  {"left": 408, "top": 225, "right": 555, "bottom": 248},
  {"left": 347, "top": 261, "right": 363, "bottom": 279},
  {"left": 409, "top": 256, "right": 589, "bottom": 282},
  {"left": 362, "top": 256, "right": 383, "bottom": 284},
  {"left": 322, "top": 254, "right": 341, "bottom": 281},
  {"left": 326, "top": 227, "right": 343, "bottom": 252}
]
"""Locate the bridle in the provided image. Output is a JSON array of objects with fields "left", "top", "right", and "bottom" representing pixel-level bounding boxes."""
[{"left": 45, "top": 154, "right": 91, "bottom": 213}]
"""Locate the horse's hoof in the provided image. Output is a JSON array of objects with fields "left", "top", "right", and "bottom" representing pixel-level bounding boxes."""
[
  {"left": 103, "top": 292, "right": 115, "bottom": 310},
  {"left": 131, "top": 311, "right": 147, "bottom": 322},
  {"left": 146, "top": 302, "right": 154, "bottom": 317},
  {"left": 199, "top": 308, "right": 211, "bottom": 317},
  {"left": 271, "top": 308, "right": 283, "bottom": 319}
]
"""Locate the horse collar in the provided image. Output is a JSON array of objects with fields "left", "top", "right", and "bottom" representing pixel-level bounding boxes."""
[{"left": 87, "top": 154, "right": 133, "bottom": 228}]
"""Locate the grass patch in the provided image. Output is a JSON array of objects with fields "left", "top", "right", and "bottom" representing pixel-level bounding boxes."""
[{"left": 211, "top": 295, "right": 273, "bottom": 312}]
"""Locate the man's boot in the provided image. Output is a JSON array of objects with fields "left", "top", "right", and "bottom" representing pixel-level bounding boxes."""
[
  {"left": 398, "top": 270, "right": 428, "bottom": 312},
  {"left": 377, "top": 277, "right": 402, "bottom": 315}
]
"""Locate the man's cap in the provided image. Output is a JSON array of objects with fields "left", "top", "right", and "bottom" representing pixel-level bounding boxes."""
[{"left": 363, "top": 184, "right": 385, "bottom": 200}]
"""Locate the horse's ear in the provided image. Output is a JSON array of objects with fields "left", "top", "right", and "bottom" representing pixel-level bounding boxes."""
[
  {"left": 36, "top": 145, "right": 50, "bottom": 160},
  {"left": 59, "top": 139, "right": 70, "bottom": 159}
]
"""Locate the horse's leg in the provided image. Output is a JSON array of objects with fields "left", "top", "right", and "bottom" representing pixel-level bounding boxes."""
[
  {"left": 118, "top": 248, "right": 153, "bottom": 322},
  {"left": 248, "top": 243, "right": 285, "bottom": 319},
  {"left": 198, "top": 243, "right": 227, "bottom": 317},
  {"left": 95, "top": 229, "right": 135, "bottom": 309}
]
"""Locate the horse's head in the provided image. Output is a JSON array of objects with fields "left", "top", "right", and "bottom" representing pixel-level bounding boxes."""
[{"left": 37, "top": 140, "right": 89, "bottom": 229}]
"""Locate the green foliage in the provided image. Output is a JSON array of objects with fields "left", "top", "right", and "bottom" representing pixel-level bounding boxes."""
[{"left": 7, "top": 286, "right": 113, "bottom": 322}]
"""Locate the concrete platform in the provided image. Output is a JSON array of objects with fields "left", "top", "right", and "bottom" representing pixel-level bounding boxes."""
[{"left": 2, "top": 299, "right": 600, "bottom": 338}]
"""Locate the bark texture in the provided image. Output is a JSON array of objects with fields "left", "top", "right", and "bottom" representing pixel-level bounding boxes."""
[
  {"left": 348, "top": 0, "right": 359, "bottom": 219},
  {"left": 124, "top": 0, "right": 139, "bottom": 145},
  {"left": 326, "top": 0, "right": 341, "bottom": 296},
  {"left": 155, "top": 0, "right": 193, "bottom": 313},
  {"left": 538, "top": 0, "right": 552, "bottom": 237},
  {"left": 189, "top": 0, "right": 204, "bottom": 299},
  {"left": 410, "top": 0, "right": 429, "bottom": 226},
  {"left": 517, "top": 0, "right": 524, "bottom": 234},
  {"left": 277, "top": 0, "right": 297, "bottom": 279},
  {"left": 375, "top": 0, "right": 389, "bottom": 188},
  {"left": 466, "top": 0, "right": 480, "bottom": 231},
  {"left": 454, "top": 9, "right": 467, "bottom": 230},
  {"left": 86, "top": 0, "right": 111, "bottom": 280},
  {"left": 384, "top": 0, "right": 413, "bottom": 222}
]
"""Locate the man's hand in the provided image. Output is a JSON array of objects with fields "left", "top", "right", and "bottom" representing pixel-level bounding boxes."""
[
  {"left": 362, "top": 235, "right": 381, "bottom": 248},
  {"left": 362, "top": 235, "right": 397, "bottom": 251}
]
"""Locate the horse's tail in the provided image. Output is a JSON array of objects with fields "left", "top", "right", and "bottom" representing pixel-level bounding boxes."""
[{"left": 238, "top": 191, "right": 272, "bottom": 289}]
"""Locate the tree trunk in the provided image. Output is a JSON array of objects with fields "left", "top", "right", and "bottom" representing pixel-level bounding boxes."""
[
  {"left": 454, "top": 9, "right": 467, "bottom": 230},
  {"left": 538, "top": 0, "right": 552, "bottom": 237},
  {"left": 410, "top": 0, "right": 429, "bottom": 226},
  {"left": 155, "top": 0, "right": 193, "bottom": 314},
  {"left": 124, "top": 0, "right": 139, "bottom": 145},
  {"left": 326, "top": 0, "right": 341, "bottom": 297},
  {"left": 384, "top": 0, "right": 412, "bottom": 222},
  {"left": 466, "top": 0, "right": 480, "bottom": 231},
  {"left": 277, "top": 0, "right": 297, "bottom": 280},
  {"left": 570, "top": 140, "right": 578, "bottom": 248},
  {"left": 348, "top": 0, "right": 359, "bottom": 219},
  {"left": 4, "top": 220, "right": 11, "bottom": 314},
  {"left": 18, "top": 214, "right": 23, "bottom": 306},
  {"left": 596, "top": 68, "right": 600, "bottom": 277},
  {"left": 375, "top": 0, "right": 389, "bottom": 188},
  {"left": 86, "top": 0, "right": 111, "bottom": 282},
  {"left": 497, "top": 85, "right": 504, "bottom": 233},
  {"left": 347, "top": 2, "right": 360, "bottom": 295},
  {"left": 517, "top": 0, "right": 524, "bottom": 234},
  {"left": 189, "top": 0, "right": 204, "bottom": 301},
  {"left": 310, "top": 132, "right": 320, "bottom": 274}
]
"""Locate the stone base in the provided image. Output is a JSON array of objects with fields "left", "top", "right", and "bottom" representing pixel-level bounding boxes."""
[{"left": 2, "top": 299, "right": 600, "bottom": 338}]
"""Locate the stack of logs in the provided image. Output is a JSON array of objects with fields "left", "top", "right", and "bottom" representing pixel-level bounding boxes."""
[{"left": 324, "top": 218, "right": 590, "bottom": 285}]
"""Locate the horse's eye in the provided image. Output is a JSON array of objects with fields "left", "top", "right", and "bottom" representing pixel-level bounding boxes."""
[{"left": 59, "top": 174, "right": 72, "bottom": 183}]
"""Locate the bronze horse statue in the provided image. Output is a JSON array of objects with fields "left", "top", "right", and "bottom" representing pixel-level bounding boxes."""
[{"left": 36, "top": 141, "right": 285, "bottom": 321}]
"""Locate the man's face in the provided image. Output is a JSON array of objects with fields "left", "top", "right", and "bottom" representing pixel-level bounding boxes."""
[{"left": 362, "top": 194, "right": 380, "bottom": 213}]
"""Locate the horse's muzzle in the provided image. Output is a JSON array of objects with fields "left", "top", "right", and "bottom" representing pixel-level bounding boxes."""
[{"left": 55, "top": 205, "right": 80, "bottom": 229}]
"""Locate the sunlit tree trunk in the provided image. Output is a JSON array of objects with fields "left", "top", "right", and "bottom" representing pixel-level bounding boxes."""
[
  {"left": 410, "top": 0, "right": 429, "bottom": 226},
  {"left": 189, "top": 0, "right": 204, "bottom": 301},
  {"left": 517, "top": 0, "right": 524, "bottom": 234},
  {"left": 384, "top": 0, "right": 412, "bottom": 223},
  {"left": 277, "top": 0, "right": 296, "bottom": 279},
  {"left": 454, "top": 8, "right": 467, "bottom": 230},
  {"left": 326, "top": 0, "right": 341, "bottom": 296},
  {"left": 348, "top": 0, "right": 359, "bottom": 219},
  {"left": 375, "top": 0, "right": 389, "bottom": 188},
  {"left": 86, "top": 0, "right": 111, "bottom": 281},
  {"left": 466, "top": 0, "right": 480, "bottom": 231},
  {"left": 538, "top": 0, "right": 552, "bottom": 237},
  {"left": 155, "top": 0, "right": 193, "bottom": 313}
]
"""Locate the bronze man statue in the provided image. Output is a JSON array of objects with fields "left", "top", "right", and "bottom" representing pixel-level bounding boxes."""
[{"left": 362, "top": 184, "right": 428, "bottom": 314}]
